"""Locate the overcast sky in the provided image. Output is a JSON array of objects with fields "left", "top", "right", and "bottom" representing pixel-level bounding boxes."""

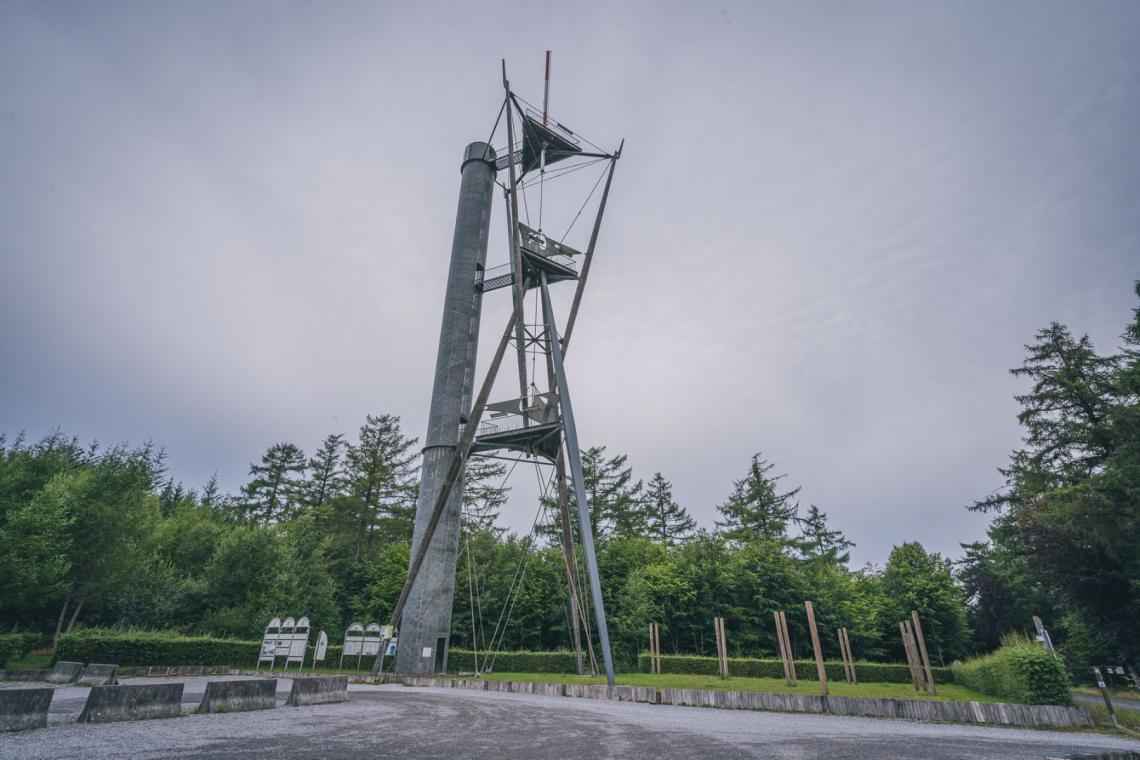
[{"left": 2, "top": 1, "right": 1138, "bottom": 566}]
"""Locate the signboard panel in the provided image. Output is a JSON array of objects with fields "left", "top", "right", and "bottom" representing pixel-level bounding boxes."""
[
  {"left": 287, "top": 617, "right": 310, "bottom": 666},
  {"left": 362, "top": 623, "right": 382, "bottom": 657},
  {"left": 258, "top": 617, "right": 283, "bottom": 670},
  {"left": 314, "top": 631, "right": 328, "bottom": 664},
  {"left": 340, "top": 623, "right": 365, "bottom": 668}
]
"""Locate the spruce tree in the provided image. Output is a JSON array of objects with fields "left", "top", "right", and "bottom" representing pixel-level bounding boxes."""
[
  {"left": 241, "top": 442, "right": 306, "bottom": 524},
  {"left": 795, "top": 504, "right": 853, "bottom": 565},
  {"left": 715, "top": 452, "right": 799, "bottom": 544},
  {"left": 306, "top": 433, "right": 348, "bottom": 511},
  {"left": 580, "top": 446, "right": 645, "bottom": 540},
  {"left": 462, "top": 455, "right": 509, "bottom": 534},
  {"left": 644, "top": 472, "right": 695, "bottom": 546},
  {"left": 344, "top": 414, "right": 419, "bottom": 555}
]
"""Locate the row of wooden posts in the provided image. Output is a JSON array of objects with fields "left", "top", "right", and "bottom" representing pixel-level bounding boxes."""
[{"left": 647, "top": 603, "right": 938, "bottom": 696}]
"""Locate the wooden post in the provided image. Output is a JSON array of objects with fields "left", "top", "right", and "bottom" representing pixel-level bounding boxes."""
[
  {"left": 804, "top": 601, "right": 828, "bottom": 696},
  {"left": 648, "top": 623, "right": 656, "bottom": 674},
  {"left": 841, "top": 627, "right": 857, "bottom": 685},
  {"left": 774, "top": 611, "right": 792, "bottom": 685},
  {"left": 714, "top": 617, "right": 729, "bottom": 679},
  {"left": 778, "top": 611, "right": 797, "bottom": 684},
  {"left": 651, "top": 622, "right": 662, "bottom": 674},
  {"left": 910, "top": 610, "right": 936, "bottom": 695},
  {"left": 839, "top": 628, "right": 848, "bottom": 683},
  {"left": 900, "top": 620, "right": 923, "bottom": 691}
]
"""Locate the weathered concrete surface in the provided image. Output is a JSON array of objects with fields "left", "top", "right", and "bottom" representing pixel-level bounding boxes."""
[
  {"left": 46, "top": 661, "right": 83, "bottom": 684},
  {"left": 77, "top": 682, "right": 184, "bottom": 723},
  {"left": 285, "top": 675, "right": 348, "bottom": 706},
  {"left": 0, "top": 668, "right": 51, "bottom": 682},
  {"left": 197, "top": 679, "right": 277, "bottom": 713},
  {"left": 658, "top": 687, "right": 1093, "bottom": 729},
  {"left": 76, "top": 663, "right": 117, "bottom": 687},
  {"left": 0, "top": 688, "right": 52, "bottom": 731},
  {"left": 396, "top": 140, "right": 497, "bottom": 677},
  {"left": 2, "top": 683, "right": 1139, "bottom": 760}
]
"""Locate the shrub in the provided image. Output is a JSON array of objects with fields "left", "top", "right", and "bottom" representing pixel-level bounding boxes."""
[
  {"left": 447, "top": 649, "right": 579, "bottom": 673},
  {"left": 636, "top": 654, "right": 955, "bottom": 685},
  {"left": 951, "top": 635, "right": 1071, "bottom": 705},
  {"left": 58, "top": 629, "right": 261, "bottom": 667},
  {"left": 0, "top": 635, "right": 23, "bottom": 667}
]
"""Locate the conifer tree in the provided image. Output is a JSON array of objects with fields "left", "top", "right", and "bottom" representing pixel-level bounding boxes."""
[
  {"left": 241, "top": 442, "right": 306, "bottom": 524},
  {"left": 306, "top": 433, "right": 347, "bottom": 511},
  {"left": 715, "top": 452, "right": 799, "bottom": 544},
  {"left": 344, "top": 415, "right": 419, "bottom": 556},
  {"left": 644, "top": 472, "right": 695, "bottom": 546},
  {"left": 462, "top": 455, "right": 510, "bottom": 535},
  {"left": 795, "top": 504, "right": 853, "bottom": 565}
]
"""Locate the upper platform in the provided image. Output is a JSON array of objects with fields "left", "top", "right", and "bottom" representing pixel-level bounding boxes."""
[
  {"left": 494, "top": 109, "right": 583, "bottom": 174},
  {"left": 465, "top": 392, "right": 562, "bottom": 460}
]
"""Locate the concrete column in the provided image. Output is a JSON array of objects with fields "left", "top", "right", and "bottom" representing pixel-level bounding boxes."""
[{"left": 395, "top": 142, "right": 496, "bottom": 675}]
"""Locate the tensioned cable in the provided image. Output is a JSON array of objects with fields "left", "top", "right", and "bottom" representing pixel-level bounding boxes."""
[
  {"left": 518, "top": 156, "right": 607, "bottom": 190},
  {"left": 484, "top": 466, "right": 558, "bottom": 669},
  {"left": 562, "top": 160, "right": 610, "bottom": 241}
]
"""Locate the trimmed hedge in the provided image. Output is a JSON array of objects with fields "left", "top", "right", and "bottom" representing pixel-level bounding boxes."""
[
  {"left": 951, "top": 635, "right": 1071, "bottom": 705},
  {"left": 58, "top": 629, "right": 260, "bottom": 667},
  {"left": 448, "top": 649, "right": 579, "bottom": 673},
  {"left": 637, "top": 654, "right": 955, "bottom": 685}
]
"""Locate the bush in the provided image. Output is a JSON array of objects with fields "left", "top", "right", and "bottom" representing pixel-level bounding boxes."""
[
  {"left": 447, "top": 649, "right": 579, "bottom": 673},
  {"left": 58, "top": 629, "right": 261, "bottom": 667},
  {"left": 637, "top": 654, "right": 955, "bottom": 685},
  {"left": 0, "top": 635, "right": 22, "bottom": 667},
  {"left": 951, "top": 635, "right": 1071, "bottom": 705}
]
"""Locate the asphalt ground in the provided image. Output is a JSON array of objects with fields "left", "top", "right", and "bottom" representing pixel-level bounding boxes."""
[{"left": 2, "top": 677, "right": 1140, "bottom": 759}]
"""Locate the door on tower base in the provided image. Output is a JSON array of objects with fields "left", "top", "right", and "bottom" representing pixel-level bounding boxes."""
[{"left": 434, "top": 637, "right": 447, "bottom": 673}]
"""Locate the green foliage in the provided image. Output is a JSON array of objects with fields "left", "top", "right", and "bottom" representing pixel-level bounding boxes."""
[
  {"left": 58, "top": 629, "right": 261, "bottom": 667},
  {"left": 716, "top": 453, "right": 800, "bottom": 543},
  {"left": 881, "top": 542, "right": 970, "bottom": 662},
  {"left": 969, "top": 286, "right": 1140, "bottom": 666},
  {"left": 643, "top": 472, "right": 696, "bottom": 546},
  {"left": 636, "top": 653, "right": 954, "bottom": 684},
  {"left": 951, "top": 635, "right": 1072, "bottom": 705},
  {"left": 0, "top": 633, "right": 37, "bottom": 667},
  {"left": 447, "top": 649, "right": 579, "bottom": 673}
]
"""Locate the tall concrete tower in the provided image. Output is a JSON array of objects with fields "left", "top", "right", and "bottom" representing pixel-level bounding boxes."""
[
  {"left": 379, "top": 57, "right": 622, "bottom": 685},
  {"left": 395, "top": 142, "right": 496, "bottom": 675}
]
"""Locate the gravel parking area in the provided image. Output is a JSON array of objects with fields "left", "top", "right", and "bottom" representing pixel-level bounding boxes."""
[{"left": 1, "top": 678, "right": 1139, "bottom": 759}]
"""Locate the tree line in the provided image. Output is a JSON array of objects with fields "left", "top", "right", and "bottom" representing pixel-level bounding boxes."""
[{"left": 1, "top": 285, "right": 1137, "bottom": 674}]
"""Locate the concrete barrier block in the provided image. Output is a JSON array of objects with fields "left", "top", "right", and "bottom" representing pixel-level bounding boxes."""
[
  {"left": 78, "top": 663, "right": 118, "bottom": 686},
  {"left": 0, "top": 668, "right": 52, "bottom": 682},
  {"left": 47, "top": 661, "right": 84, "bottom": 684},
  {"left": 286, "top": 676, "right": 348, "bottom": 707},
  {"left": 78, "top": 683, "right": 184, "bottom": 723},
  {"left": 0, "top": 688, "right": 53, "bottom": 731},
  {"left": 197, "top": 679, "right": 278, "bottom": 713}
]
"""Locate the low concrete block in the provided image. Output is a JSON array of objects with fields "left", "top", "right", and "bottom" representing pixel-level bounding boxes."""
[
  {"left": 286, "top": 675, "right": 348, "bottom": 707},
  {"left": 46, "top": 661, "right": 83, "bottom": 684},
  {"left": 78, "top": 663, "right": 118, "bottom": 686},
  {"left": 197, "top": 679, "right": 277, "bottom": 713},
  {"left": 0, "top": 688, "right": 53, "bottom": 731},
  {"left": 0, "top": 668, "right": 52, "bottom": 682},
  {"left": 78, "top": 683, "right": 184, "bottom": 723}
]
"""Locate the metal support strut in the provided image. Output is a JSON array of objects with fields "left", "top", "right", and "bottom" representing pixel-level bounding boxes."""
[{"left": 539, "top": 270, "right": 616, "bottom": 686}]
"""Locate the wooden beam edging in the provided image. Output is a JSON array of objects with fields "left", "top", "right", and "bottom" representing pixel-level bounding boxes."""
[{"left": 392, "top": 677, "right": 1091, "bottom": 729}]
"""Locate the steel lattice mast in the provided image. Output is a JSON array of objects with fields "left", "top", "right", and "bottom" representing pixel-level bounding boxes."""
[{"left": 379, "top": 55, "right": 622, "bottom": 685}]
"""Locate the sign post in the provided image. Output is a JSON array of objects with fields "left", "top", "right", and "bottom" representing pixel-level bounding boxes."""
[
  {"left": 284, "top": 616, "right": 311, "bottom": 672},
  {"left": 361, "top": 623, "right": 382, "bottom": 671},
  {"left": 340, "top": 623, "right": 364, "bottom": 669},
  {"left": 257, "top": 617, "right": 282, "bottom": 673},
  {"left": 312, "top": 631, "right": 328, "bottom": 672}
]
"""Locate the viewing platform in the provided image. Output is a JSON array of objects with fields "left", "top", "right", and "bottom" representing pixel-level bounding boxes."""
[
  {"left": 464, "top": 393, "right": 562, "bottom": 460},
  {"left": 476, "top": 224, "right": 581, "bottom": 293}
]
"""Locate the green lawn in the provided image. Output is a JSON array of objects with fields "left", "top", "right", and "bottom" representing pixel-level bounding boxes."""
[{"left": 475, "top": 671, "right": 1002, "bottom": 703}]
